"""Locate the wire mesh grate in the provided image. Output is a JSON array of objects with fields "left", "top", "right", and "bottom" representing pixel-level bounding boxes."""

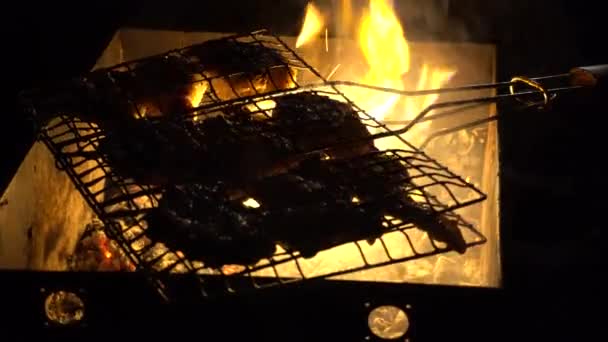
[{"left": 21, "top": 30, "right": 488, "bottom": 301}]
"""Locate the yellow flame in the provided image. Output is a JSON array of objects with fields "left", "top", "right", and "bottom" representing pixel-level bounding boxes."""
[
  {"left": 250, "top": 0, "right": 465, "bottom": 285},
  {"left": 410, "top": 189, "right": 426, "bottom": 203},
  {"left": 245, "top": 99, "right": 277, "bottom": 118},
  {"left": 402, "top": 65, "right": 456, "bottom": 141},
  {"left": 188, "top": 82, "right": 207, "bottom": 109},
  {"left": 339, "top": 0, "right": 455, "bottom": 146},
  {"left": 242, "top": 198, "right": 261, "bottom": 208},
  {"left": 347, "top": 0, "right": 409, "bottom": 121},
  {"left": 188, "top": 81, "right": 207, "bottom": 121},
  {"left": 296, "top": 2, "right": 325, "bottom": 48}
]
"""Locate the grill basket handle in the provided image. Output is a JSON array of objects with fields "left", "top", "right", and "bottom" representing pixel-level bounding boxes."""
[{"left": 570, "top": 65, "right": 608, "bottom": 87}]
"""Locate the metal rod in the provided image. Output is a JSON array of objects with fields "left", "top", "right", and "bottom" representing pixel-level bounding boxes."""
[
  {"left": 305, "top": 73, "right": 572, "bottom": 97},
  {"left": 374, "top": 85, "right": 578, "bottom": 138},
  {"left": 287, "top": 85, "right": 579, "bottom": 160},
  {"left": 419, "top": 115, "right": 499, "bottom": 149},
  {"left": 381, "top": 103, "right": 486, "bottom": 126}
]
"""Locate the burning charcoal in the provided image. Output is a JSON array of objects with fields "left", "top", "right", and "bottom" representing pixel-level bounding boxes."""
[
  {"left": 143, "top": 183, "right": 276, "bottom": 268},
  {"left": 272, "top": 93, "right": 377, "bottom": 158},
  {"left": 184, "top": 39, "right": 297, "bottom": 100},
  {"left": 68, "top": 221, "right": 135, "bottom": 272}
]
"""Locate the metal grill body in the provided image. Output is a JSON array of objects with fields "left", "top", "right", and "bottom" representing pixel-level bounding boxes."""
[{"left": 21, "top": 31, "right": 488, "bottom": 301}]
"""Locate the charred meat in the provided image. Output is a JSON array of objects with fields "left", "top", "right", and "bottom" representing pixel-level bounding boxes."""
[
  {"left": 91, "top": 114, "right": 296, "bottom": 186},
  {"left": 93, "top": 118, "right": 204, "bottom": 185},
  {"left": 93, "top": 92, "right": 376, "bottom": 186},
  {"left": 309, "top": 152, "right": 468, "bottom": 253},
  {"left": 249, "top": 153, "right": 466, "bottom": 254},
  {"left": 272, "top": 93, "right": 377, "bottom": 159},
  {"left": 144, "top": 183, "right": 276, "bottom": 268},
  {"left": 143, "top": 151, "right": 466, "bottom": 267},
  {"left": 245, "top": 171, "right": 384, "bottom": 258},
  {"left": 98, "top": 55, "right": 206, "bottom": 119},
  {"left": 185, "top": 39, "right": 297, "bottom": 100}
]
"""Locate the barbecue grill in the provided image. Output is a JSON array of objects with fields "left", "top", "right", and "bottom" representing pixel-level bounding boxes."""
[
  {"left": 19, "top": 30, "right": 492, "bottom": 301},
  {"left": 1, "top": 1, "right": 605, "bottom": 338}
]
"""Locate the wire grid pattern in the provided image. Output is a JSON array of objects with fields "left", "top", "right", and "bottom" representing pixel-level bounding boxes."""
[{"left": 22, "top": 31, "right": 487, "bottom": 300}]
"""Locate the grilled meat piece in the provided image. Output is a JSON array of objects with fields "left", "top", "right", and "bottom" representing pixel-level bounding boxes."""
[
  {"left": 144, "top": 183, "right": 276, "bottom": 267},
  {"left": 91, "top": 114, "right": 296, "bottom": 186},
  {"left": 247, "top": 172, "right": 383, "bottom": 258},
  {"left": 248, "top": 153, "right": 466, "bottom": 255},
  {"left": 93, "top": 118, "right": 203, "bottom": 185},
  {"left": 306, "top": 153, "right": 468, "bottom": 253},
  {"left": 99, "top": 55, "right": 206, "bottom": 119},
  {"left": 143, "top": 151, "right": 466, "bottom": 267},
  {"left": 185, "top": 39, "right": 297, "bottom": 100},
  {"left": 272, "top": 93, "right": 377, "bottom": 158}
]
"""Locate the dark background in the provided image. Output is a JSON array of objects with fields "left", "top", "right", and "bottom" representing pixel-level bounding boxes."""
[{"left": 1, "top": 0, "right": 606, "bottom": 338}]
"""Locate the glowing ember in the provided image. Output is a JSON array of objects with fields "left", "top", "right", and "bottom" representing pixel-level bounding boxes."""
[
  {"left": 296, "top": 2, "right": 325, "bottom": 48},
  {"left": 189, "top": 81, "right": 207, "bottom": 121},
  {"left": 188, "top": 81, "right": 207, "bottom": 109},
  {"left": 242, "top": 197, "right": 261, "bottom": 208},
  {"left": 246, "top": 99, "right": 277, "bottom": 118}
]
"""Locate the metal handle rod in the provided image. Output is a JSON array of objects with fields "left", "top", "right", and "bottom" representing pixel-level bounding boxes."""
[
  {"left": 418, "top": 115, "right": 498, "bottom": 150},
  {"left": 302, "top": 73, "right": 571, "bottom": 97},
  {"left": 415, "top": 100, "right": 540, "bottom": 150},
  {"left": 372, "top": 85, "right": 578, "bottom": 139},
  {"left": 381, "top": 103, "right": 486, "bottom": 126},
  {"left": 286, "top": 85, "right": 580, "bottom": 160}
]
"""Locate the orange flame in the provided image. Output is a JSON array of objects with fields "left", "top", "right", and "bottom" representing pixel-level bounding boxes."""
[
  {"left": 296, "top": 2, "right": 325, "bottom": 48},
  {"left": 341, "top": 0, "right": 455, "bottom": 146}
]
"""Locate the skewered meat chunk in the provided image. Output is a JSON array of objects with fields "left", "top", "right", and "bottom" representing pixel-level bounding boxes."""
[
  {"left": 185, "top": 39, "right": 297, "bottom": 100},
  {"left": 144, "top": 183, "right": 276, "bottom": 268},
  {"left": 272, "top": 93, "right": 377, "bottom": 159}
]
